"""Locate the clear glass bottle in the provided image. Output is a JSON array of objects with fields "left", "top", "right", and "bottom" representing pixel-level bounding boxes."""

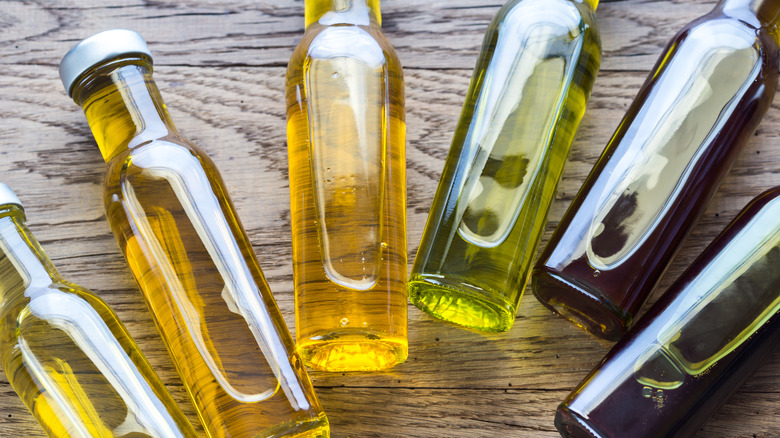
[
  {"left": 0, "top": 183, "right": 197, "bottom": 437},
  {"left": 60, "top": 30, "right": 328, "bottom": 437},
  {"left": 533, "top": 0, "right": 780, "bottom": 341},
  {"left": 409, "top": 0, "right": 601, "bottom": 332},
  {"left": 286, "top": 0, "right": 408, "bottom": 371},
  {"left": 556, "top": 186, "right": 780, "bottom": 438}
]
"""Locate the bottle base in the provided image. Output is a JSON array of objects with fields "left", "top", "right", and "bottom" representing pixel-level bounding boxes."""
[
  {"left": 408, "top": 274, "right": 516, "bottom": 332},
  {"left": 555, "top": 405, "right": 607, "bottom": 438},
  {"left": 265, "top": 412, "right": 331, "bottom": 438},
  {"left": 531, "top": 267, "right": 630, "bottom": 341},
  {"left": 297, "top": 331, "right": 408, "bottom": 372}
]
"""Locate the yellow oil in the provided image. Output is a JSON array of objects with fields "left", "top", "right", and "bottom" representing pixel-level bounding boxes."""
[
  {"left": 0, "top": 205, "right": 197, "bottom": 437},
  {"left": 76, "top": 62, "right": 328, "bottom": 437},
  {"left": 286, "top": 0, "right": 408, "bottom": 372}
]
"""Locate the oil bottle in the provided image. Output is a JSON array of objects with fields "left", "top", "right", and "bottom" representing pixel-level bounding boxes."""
[
  {"left": 533, "top": 0, "right": 780, "bottom": 341},
  {"left": 409, "top": 0, "right": 601, "bottom": 332},
  {"left": 286, "top": 0, "right": 408, "bottom": 371},
  {"left": 60, "top": 30, "right": 328, "bottom": 437},
  {"left": 556, "top": 186, "right": 780, "bottom": 438},
  {"left": 0, "top": 183, "right": 197, "bottom": 437}
]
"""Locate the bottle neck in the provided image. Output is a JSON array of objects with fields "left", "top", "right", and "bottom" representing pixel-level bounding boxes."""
[
  {"left": 305, "top": 0, "right": 381, "bottom": 28},
  {"left": 0, "top": 205, "right": 61, "bottom": 297},
  {"left": 72, "top": 59, "right": 176, "bottom": 163}
]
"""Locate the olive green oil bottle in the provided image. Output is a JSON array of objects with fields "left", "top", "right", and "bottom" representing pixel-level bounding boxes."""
[{"left": 409, "top": 0, "right": 601, "bottom": 332}]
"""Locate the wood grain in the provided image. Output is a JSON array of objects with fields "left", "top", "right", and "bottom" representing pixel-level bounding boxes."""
[{"left": 0, "top": 0, "right": 778, "bottom": 437}]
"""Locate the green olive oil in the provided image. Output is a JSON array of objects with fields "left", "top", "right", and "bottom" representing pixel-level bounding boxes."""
[{"left": 409, "top": 0, "right": 601, "bottom": 331}]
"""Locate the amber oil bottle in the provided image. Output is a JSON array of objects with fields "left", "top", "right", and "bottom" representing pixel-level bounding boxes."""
[
  {"left": 60, "top": 30, "right": 328, "bottom": 437},
  {"left": 286, "top": 0, "right": 408, "bottom": 371},
  {"left": 0, "top": 183, "right": 197, "bottom": 437},
  {"left": 409, "top": 0, "right": 601, "bottom": 332},
  {"left": 556, "top": 187, "right": 780, "bottom": 438},
  {"left": 533, "top": 0, "right": 780, "bottom": 341}
]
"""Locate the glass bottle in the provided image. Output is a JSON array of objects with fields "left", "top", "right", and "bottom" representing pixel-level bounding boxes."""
[
  {"left": 556, "top": 186, "right": 780, "bottom": 438},
  {"left": 60, "top": 30, "right": 328, "bottom": 437},
  {"left": 408, "top": 0, "right": 601, "bottom": 332},
  {"left": 532, "top": 0, "right": 780, "bottom": 341},
  {"left": 0, "top": 183, "right": 197, "bottom": 437},
  {"left": 286, "top": 0, "right": 408, "bottom": 371}
]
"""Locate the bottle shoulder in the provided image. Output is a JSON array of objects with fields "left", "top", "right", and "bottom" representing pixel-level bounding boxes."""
[
  {"left": 2, "top": 283, "right": 105, "bottom": 324},
  {"left": 105, "top": 137, "right": 214, "bottom": 183},
  {"left": 479, "top": 0, "right": 601, "bottom": 65},
  {"left": 677, "top": 14, "right": 774, "bottom": 53},
  {"left": 662, "top": 15, "right": 778, "bottom": 82},
  {"left": 289, "top": 23, "right": 401, "bottom": 74},
  {"left": 494, "top": 0, "right": 598, "bottom": 37}
]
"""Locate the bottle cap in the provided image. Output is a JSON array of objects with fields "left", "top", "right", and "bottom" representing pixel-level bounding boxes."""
[
  {"left": 59, "top": 29, "right": 153, "bottom": 98},
  {"left": 0, "top": 184, "right": 23, "bottom": 209}
]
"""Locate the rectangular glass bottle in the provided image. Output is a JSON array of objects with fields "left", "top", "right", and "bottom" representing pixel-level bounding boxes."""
[
  {"left": 0, "top": 183, "right": 197, "bottom": 438},
  {"left": 556, "top": 186, "right": 780, "bottom": 438},
  {"left": 409, "top": 0, "right": 601, "bottom": 332},
  {"left": 286, "top": 0, "right": 408, "bottom": 372},
  {"left": 533, "top": 0, "right": 780, "bottom": 341},
  {"left": 60, "top": 30, "right": 328, "bottom": 437}
]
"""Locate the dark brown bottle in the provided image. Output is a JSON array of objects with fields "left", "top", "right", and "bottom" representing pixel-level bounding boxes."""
[
  {"left": 532, "top": 0, "right": 780, "bottom": 341},
  {"left": 556, "top": 186, "right": 780, "bottom": 438}
]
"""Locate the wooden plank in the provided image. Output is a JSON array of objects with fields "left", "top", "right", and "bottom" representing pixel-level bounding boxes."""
[
  {"left": 2, "top": 383, "right": 778, "bottom": 437},
  {"left": 2, "top": 0, "right": 714, "bottom": 71}
]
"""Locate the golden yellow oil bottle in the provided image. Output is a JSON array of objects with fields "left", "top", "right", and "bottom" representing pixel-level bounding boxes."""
[
  {"left": 286, "top": 0, "right": 408, "bottom": 372},
  {"left": 409, "top": 0, "right": 601, "bottom": 332},
  {"left": 60, "top": 30, "right": 328, "bottom": 437},
  {"left": 0, "top": 183, "right": 197, "bottom": 437}
]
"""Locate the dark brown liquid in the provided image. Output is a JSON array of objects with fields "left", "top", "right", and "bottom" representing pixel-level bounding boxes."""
[
  {"left": 532, "top": 6, "right": 779, "bottom": 340},
  {"left": 555, "top": 186, "right": 780, "bottom": 438}
]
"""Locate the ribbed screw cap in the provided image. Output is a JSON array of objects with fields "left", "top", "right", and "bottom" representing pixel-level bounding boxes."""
[{"left": 59, "top": 29, "right": 152, "bottom": 98}]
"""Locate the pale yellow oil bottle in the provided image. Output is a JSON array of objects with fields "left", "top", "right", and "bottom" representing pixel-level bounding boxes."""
[
  {"left": 286, "top": 0, "right": 408, "bottom": 372},
  {"left": 61, "top": 30, "right": 328, "bottom": 437},
  {"left": 0, "top": 184, "right": 197, "bottom": 437}
]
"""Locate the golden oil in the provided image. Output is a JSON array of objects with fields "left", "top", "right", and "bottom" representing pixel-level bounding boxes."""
[
  {"left": 286, "top": 0, "right": 408, "bottom": 372},
  {"left": 409, "top": 0, "right": 601, "bottom": 332},
  {"left": 0, "top": 189, "right": 196, "bottom": 437},
  {"left": 62, "top": 30, "right": 328, "bottom": 437}
]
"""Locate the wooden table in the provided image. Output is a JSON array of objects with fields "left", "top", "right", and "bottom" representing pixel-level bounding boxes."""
[{"left": 0, "top": 0, "right": 778, "bottom": 436}]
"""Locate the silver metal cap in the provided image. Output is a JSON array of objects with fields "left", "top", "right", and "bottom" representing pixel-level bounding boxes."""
[
  {"left": 0, "top": 184, "right": 23, "bottom": 209},
  {"left": 59, "top": 29, "right": 153, "bottom": 98}
]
